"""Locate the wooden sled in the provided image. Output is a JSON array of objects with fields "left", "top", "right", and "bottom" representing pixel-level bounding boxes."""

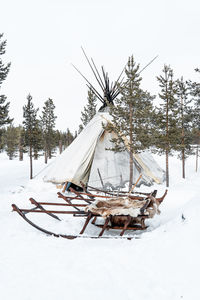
[{"left": 12, "top": 188, "right": 167, "bottom": 240}]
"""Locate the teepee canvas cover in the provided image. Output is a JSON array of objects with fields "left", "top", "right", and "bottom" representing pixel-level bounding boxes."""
[{"left": 43, "top": 111, "right": 165, "bottom": 188}]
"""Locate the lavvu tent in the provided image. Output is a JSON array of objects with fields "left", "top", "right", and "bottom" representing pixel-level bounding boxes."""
[{"left": 43, "top": 111, "right": 165, "bottom": 189}]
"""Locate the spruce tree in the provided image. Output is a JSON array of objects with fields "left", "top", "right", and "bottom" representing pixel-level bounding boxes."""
[
  {"left": 40, "top": 98, "right": 57, "bottom": 163},
  {"left": 78, "top": 124, "right": 84, "bottom": 134},
  {"left": 18, "top": 126, "right": 26, "bottom": 161},
  {"left": 0, "top": 128, "right": 6, "bottom": 150},
  {"left": 65, "top": 128, "right": 74, "bottom": 148},
  {"left": 23, "top": 94, "right": 39, "bottom": 179},
  {"left": 188, "top": 68, "right": 200, "bottom": 143},
  {"left": 81, "top": 88, "right": 97, "bottom": 127},
  {"left": 0, "top": 33, "right": 13, "bottom": 144},
  {"left": 54, "top": 129, "right": 74, "bottom": 151},
  {"left": 54, "top": 130, "right": 62, "bottom": 153},
  {"left": 3, "top": 125, "right": 19, "bottom": 160},
  {"left": 155, "top": 65, "right": 179, "bottom": 187},
  {"left": 187, "top": 68, "right": 200, "bottom": 170},
  {"left": 106, "top": 56, "right": 155, "bottom": 189},
  {"left": 32, "top": 119, "right": 43, "bottom": 160},
  {"left": 176, "top": 77, "right": 193, "bottom": 178},
  {"left": 0, "top": 96, "right": 13, "bottom": 126}
]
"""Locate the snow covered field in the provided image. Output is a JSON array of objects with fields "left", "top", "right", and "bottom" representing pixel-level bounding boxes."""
[{"left": 1, "top": 152, "right": 200, "bottom": 300}]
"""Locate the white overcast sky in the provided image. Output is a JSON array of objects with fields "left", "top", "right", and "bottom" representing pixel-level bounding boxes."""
[{"left": 1, "top": 0, "right": 200, "bottom": 132}]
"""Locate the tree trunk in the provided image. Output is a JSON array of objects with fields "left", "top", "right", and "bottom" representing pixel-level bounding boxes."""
[
  {"left": 129, "top": 103, "right": 133, "bottom": 190},
  {"left": 129, "top": 150, "right": 133, "bottom": 190},
  {"left": 166, "top": 147, "right": 169, "bottom": 187},
  {"left": 30, "top": 145, "right": 33, "bottom": 179},
  {"left": 48, "top": 149, "right": 52, "bottom": 159},
  {"left": 182, "top": 149, "right": 185, "bottom": 179},
  {"left": 181, "top": 97, "right": 185, "bottom": 179},
  {"left": 44, "top": 150, "right": 48, "bottom": 164},
  {"left": 196, "top": 145, "right": 199, "bottom": 172},
  {"left": 34, "top": 151, "right": 38, "bottom": 160},
  {"left": 165, "top": 94, "right": 169, "bottom": 187},
  {"left": 59, "top": 140, "right": 62, "bottom": 154},
  {"left": 19, "top": 144, "right": 23, "bottom": 161}
]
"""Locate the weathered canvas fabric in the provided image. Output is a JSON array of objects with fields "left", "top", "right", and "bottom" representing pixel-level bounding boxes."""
[{"left": 43, "top": 111, "right": 165, "bottom": 188}]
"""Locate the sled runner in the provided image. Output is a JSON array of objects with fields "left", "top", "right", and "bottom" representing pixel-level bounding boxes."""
[{"left": 12, "top": 188, "right": 167, "bottom": 240}]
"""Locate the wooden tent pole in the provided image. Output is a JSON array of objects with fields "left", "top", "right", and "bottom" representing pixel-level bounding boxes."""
[
  {"left": 97, "top": 168, "right": 104, "bottom": 189},
  {"left": 128, "top": 174, "right": 142, "bottom": 196}
]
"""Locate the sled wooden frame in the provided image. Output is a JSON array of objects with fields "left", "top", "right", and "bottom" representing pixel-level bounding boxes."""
[
  {"left": 12, "top": 189, "right": 167, "bottom": 240},
  {"left": 80, "top": 181, "right": 157, "bottom": 198},
  {"left": 11, "top": 202, "right": 147, "bottom": 239}
]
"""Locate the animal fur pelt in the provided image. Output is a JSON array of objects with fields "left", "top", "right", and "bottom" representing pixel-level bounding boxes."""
[{"left": 85, "top": 195, "right": 161, "bottom": 219}]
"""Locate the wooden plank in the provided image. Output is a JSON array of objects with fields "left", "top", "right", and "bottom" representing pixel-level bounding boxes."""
[
  {"left": 36, "top": 202, "right": 87, "bottom": 207},
  {"left": 16, "top": 209, "right": 87, "bottom": 215}
]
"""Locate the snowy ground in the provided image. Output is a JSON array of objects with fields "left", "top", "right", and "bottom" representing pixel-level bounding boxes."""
[{"left": 0, "top": 151, "right": 200, "bottom": 300}]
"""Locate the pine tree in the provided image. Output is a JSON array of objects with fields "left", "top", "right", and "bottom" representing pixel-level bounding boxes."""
[
  {"left": 187, "top": 68, "right": 200, "bottom": 170},
  {"left": 40, "top": 98, "right": 57, "bottom": 163},
  {"left": 176, "top": 77, "right": 193, "bottom": 178},
  {"left": 23, "top": 94, "right": 39, "bottom": 179},
  {"left": 155, "top": 65, "right": 179, "bottom": 187},
  {"left": 0, "top": 127, "right": 6, "bottom": 150},
  {"left": 0, "top": 33, "right": 13, "bottom": 144},
  {"left": 78, "top": 124, "right": 84, "bottom": 134},
  {"left": 32, "top": 119, "right": 43, "bottom": 160},
  {"left": 65, "top": 128, "right": 74, "bottom": 148},
  {"left": 54, "top": 129, "right": 74, "bottom": 152},
  {"left": 188, "top": 68, "right": 200, "bottom": 143},
  {"left": 3, "top": 125, "right": 20, "bottom": 160},
  {"left": 81, "top": 88, "right": 97, "bottom": 127},
  {"left": 106, "top": 56, "right": 155, "bottom": 189},
  {"left": 53, "top": 130, "right": 62, "bottom": 153},
  {"left": 18, "top": 126, "right": 26, "bottom": 161},
  {"left": 0, "top": 96, "right": 13, "bottom": 126}
]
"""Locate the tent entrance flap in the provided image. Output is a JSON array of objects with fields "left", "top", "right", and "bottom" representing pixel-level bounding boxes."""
[
  {"left": 43, "top": 113, "right": 107, "bottom": 185},
  {"left": 70, "top": 146, "right": 97, "bottom": 188}
]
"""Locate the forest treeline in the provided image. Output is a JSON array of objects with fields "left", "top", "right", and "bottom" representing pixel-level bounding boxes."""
[{"left": 0, "top": 33, "right": 200, "bottom": 186}]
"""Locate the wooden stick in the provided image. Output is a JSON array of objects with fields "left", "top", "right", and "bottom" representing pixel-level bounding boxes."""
[
  {"left": 97, "top": 168, "right": 104, "bottom": 189},
  {"left": 91, "top": 57, "right": 105, "bottom": 89},
  {"left": 69, "top": 188, "right": 92, "bottom": 204},
  {"left": 57, "top": 192, "right": 82, "bottom": 211},
  {"left": 128, "top": 174, "right": 142, "bottom": 196},
  {"left": 71, "top": 63, "right": 104, "bottom": 103},
  {"left": 68, "top": 190, "right": 145, "bottom": 200},
  {"left": 81, "top": 47, "right": 105, "bottom": 92},
  {"left": 120, "top": 216, "right": 132, "bottom": 236},
  {"left": 29, "top": 198, "right": 61, "bottom": 221},
  {"left": 79, "top": 213, "right": 93, "bottom": 234},
  {"left": 57, "top": 191, "right": 94, "bottom": 202},
  {"left": 16, "top": 209, "right": 87, "bottom": 214},
  {"left": 88, "top": 185, "right": 149, "bottom": 197},
  {"left": 87, "top": 185, "right": 121, "bottom": 196},
  {"left": 35, "top": 202, "right": 87, "bottom": 207},
  {"left": 138, "top": 55, "right": 158, "bottom": 75},
  {"left": 98, "top": 217, "right": 110, "bottom": 237},
  {"left": 80, "top": 181, "right": 95, "bottom": 199},
  {"left": 62, "top": 182, "right": 68, "bottom": 193}
]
